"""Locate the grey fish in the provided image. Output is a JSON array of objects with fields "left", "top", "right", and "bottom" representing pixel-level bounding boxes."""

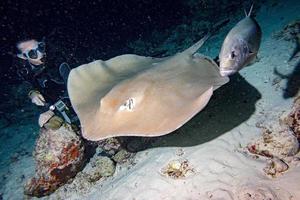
[{"left": 219, "top": 5, "right": 262, "bottom": 76}]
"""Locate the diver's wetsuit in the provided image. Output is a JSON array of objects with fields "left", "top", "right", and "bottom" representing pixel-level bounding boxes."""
[
  {"left": 15, "top": 59, "right": 67, "bottom": 106},
  {"left": 15, "top": 59, "right": 79, "bottom": 125}
]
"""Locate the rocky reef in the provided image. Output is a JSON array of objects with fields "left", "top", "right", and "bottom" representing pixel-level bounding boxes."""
[
  {"left": 24, "top": 124, "right": 86, "bottom": 197},
  {"left": 81, "top": 155, "right": 115, "bottom": 183},
  {"left": 247, "top": 128, "right": 299, "bottom": 158},
  {"left": 161, "top": 159, "right": 194, "bottom": 179},
  {"left": 246, "top": 94, "right": 300, "bottom": 178},
  {"left": 273, "top": 19, "right": 300, "bottom": 42},
  {"left": 282, "top": 97, "right": 300, "bottom": 140}
]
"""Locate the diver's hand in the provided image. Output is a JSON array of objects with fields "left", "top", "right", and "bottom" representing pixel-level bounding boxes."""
[{"left": 28, "top": 90, "right": 46, "bottom": 106}]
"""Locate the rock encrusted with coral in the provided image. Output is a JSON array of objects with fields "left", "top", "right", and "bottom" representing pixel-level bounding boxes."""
[
  {"left": 263, "top": 157, "right": 289, "bottom": 177},
  {"left": 24, "top": 124, "right": 86, "bottom": 197},
  {"left": 161, "top": 159, "right": 194, "bottom": 179},
  {"left": 96, "top": 137, "right": 122, "bottom": 156},
  {"left": 282, "top": 97, "right": 300, "bottom": 140},
  {"left": 247, "top": 128, "right": 299, "bottom": 159},
  {"left": 273, "top": 19, "right": 300, "bottom": 41},
  {"left": 246, "top": 95, "right": 300, "bottom": 178},
  {"left": 82, "top": 155, "right": 115, "bottom": 182},
  {"left": 273, "top": 19, "right": 300, "bottom": 62},
  {"left": 112, "top": 149, "right": 134, "bottom": 164}
]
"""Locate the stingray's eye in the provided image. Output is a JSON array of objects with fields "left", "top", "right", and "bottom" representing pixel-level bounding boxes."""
[{"left": 230, "top": 51, "right": 236, "bottom": 59}]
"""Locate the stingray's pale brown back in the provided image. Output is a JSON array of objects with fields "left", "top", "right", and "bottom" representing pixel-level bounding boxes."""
[
  {"left": 67, "top": 54, "right": 164, "bottom": 135},
  {"left": 68, "top": 37, "right": 229, "bottom": 141}
]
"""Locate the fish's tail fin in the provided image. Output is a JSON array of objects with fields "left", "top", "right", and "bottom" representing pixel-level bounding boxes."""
[{"left": 244, "top": 4, "right": 254, "bottom": 17}]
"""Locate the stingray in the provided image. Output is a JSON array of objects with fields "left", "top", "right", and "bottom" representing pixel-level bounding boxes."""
[{"left": 67, "top": 35, "right": 229, "bottom": 141}]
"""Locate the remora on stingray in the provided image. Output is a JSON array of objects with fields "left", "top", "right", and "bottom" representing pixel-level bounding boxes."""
[
  {"left": 219, "top": 5, "right": 262, "bottom": 76},
  {"left": 67, "top": 35, "right": 229, "bottom": 141}
]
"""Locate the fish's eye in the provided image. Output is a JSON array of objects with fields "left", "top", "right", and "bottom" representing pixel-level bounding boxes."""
[{"left": 230, "top": 51, "right": 236, "bottom": 59}]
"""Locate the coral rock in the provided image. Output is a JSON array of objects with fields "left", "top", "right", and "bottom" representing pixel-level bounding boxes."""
[
  {"left": 247, "top": 128, "right": 299, "bottom": 158},
  {"left": 161, "top": 159, "right": 194, "bottom": 179},
  {"left": 97, "top": 137, "right": 121, "bottom": 156},
  {"left": 24, "top": 124, "right": 86, "bottom": 197},
  {"left": 112, "top": 149, "right": 134, "bottom": 164},
  {"left": 273, "top": 19, "right": 300, "bottom": 41},
  {"left": 82, "top": 156, "right": 115, "bottom": 182},
  {"left": 283, "top": 98, "right": 300, "bottom": 140},
  {"left": 263, "top": 158, "right": 289, "bottom": 177}
]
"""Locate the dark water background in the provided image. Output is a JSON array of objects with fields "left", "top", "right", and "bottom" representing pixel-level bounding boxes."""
[
  {"left": 0, "top": 0, "right": 189, "bottom": 83},
  {"left": 0, "top": 0, "right": 257, "bottom": 114},
  {"left": 0, "top": 1, "right": 257, "bottom": 128},
  {"left": 0, "top": 0, "right": 255, "bottom": 82}
]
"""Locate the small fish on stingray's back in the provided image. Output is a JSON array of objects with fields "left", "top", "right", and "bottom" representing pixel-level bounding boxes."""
[{"left": 219, "top": 5, "right": 262, "bottom": 76}]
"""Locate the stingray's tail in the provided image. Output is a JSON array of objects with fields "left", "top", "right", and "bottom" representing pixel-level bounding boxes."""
[
  {"left": 183, "top": 18, "right": 230, "bottom": 56},
  {"left": 184, "top": 33, "right": 211, "bottom": 55}
]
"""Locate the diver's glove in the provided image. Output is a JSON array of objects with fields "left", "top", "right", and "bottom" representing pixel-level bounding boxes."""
[{"left": 28, "top": 90, "right": 46, "bottom": 106}]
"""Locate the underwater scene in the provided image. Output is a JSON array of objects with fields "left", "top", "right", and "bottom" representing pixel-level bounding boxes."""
[{"left": 1, "top": 0, "right": 300, "bottom": 199}]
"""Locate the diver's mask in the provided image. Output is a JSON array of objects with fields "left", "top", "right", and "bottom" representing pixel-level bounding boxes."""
[
  {"left": 17, "top": 39, "right": 46, "bottom": 66},
  {"left": 21, "top": 42, "right": 46, "bottom": 60}
]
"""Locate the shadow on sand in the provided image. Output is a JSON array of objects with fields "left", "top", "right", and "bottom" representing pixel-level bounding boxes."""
[
  {"left": 120, "top": 73, "right": 261, "bottom": 151},
  {"left": 276, "top": 61, "right": 300, "bottom": 99}
]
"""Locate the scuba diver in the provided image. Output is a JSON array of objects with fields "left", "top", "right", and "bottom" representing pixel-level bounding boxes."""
[{"left": 15, "top": 38, "right": 78, "bottom": 129}]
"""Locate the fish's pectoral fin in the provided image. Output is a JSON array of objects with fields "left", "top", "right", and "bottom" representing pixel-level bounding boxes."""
[{"left": 245, "top": 52, "right": 258, "bottom": 67}]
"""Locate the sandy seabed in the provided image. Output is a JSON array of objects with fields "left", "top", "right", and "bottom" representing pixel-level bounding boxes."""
[{"left": 1, "top": 0, "right": 300, "bottom": 199}]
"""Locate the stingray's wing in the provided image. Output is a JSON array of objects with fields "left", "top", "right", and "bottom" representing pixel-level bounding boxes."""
[
  {"left": 67, "top": 54, "right": 164, "bottom": 131},
  {"left": 68, "top": 36, "right": 229, "bottom": 141},
  {"left": 79, "top": 53, "right": 228, "bottom": 140}
]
